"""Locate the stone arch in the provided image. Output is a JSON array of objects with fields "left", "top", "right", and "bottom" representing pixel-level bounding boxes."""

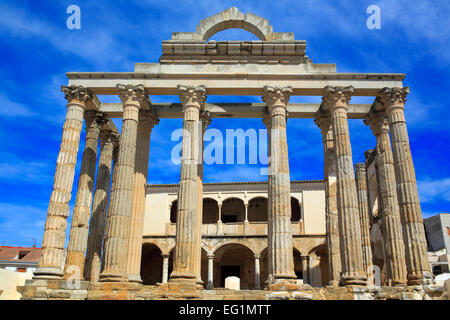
[
  {"left": 196, "top": 7, "right": 273, "bottom": 41},
  {"left": 221, "top": 197, "right": 245, "bottom": 223},
  {"left": 203, "top": 197, "right": 219, "bottom": 224},
  {"left": 140, "top": 243, "right": 163, "bottom": 285},
  {"left": 212, "top": 242, "right": 256, "bottom": 289},
  {"left": 211, "top": 240, "right": 255, "bottom": 256},
  {"left": 248, "top": 196, "right": 268, "bottom": 222}
]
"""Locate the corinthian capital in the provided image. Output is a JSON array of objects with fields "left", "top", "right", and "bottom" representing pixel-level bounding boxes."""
[
  {"left": 61, "top": 85, "right": 93, "bottom": 104},
  {"left": 177, "top": 85, "right": 207, "bottom": 109},
  {"left": 100, "top": 129, "right": 119, "bottom": 147},
  {"left": 321, "top": 86, "right": 353, "bottom": 110},
  {"left": 262, "top": 86, "right": 292, "bottom": 110},
  {"left": 139, "top": 110, "right": 160, "bottom": 130},
  {"left": 314, "top": 112, "right": 332, "bottom": 133},
  {"left": 116, "top": 84, "right": 147, "bottom": 105},
  {"left": 200, "top": 110, "right": 212, "bottom": 131},
  {"left": 364, "top": 111, "right": 389, "bottom": 136},
  {"left": 377, "top": 87, "right": 410, "bottom": 109}
]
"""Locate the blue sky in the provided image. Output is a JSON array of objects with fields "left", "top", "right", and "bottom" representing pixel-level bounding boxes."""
[{"left": 0, "top": 0, "right": 449, "bottom": 247}]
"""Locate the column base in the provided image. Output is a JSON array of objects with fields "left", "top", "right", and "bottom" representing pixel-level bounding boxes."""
[
  {"left": 407, "top": 271, "right": 434, "bottom": 286},
  {"left": 32, "top": 267, "right": 64, "bottom": 280},
  {"left": 328, "top": 279, "right": 340, "bottom": 287},
  {"left": 99, "top": 273, "right": 128, "bottom": 283},
  {"left": 127, "top": 274, "right": 143, "bottom": 283},
  {"left": 268, "top": 279, "right": 301, "bottom": 291},
  {"left": 88, "top": 281, "right": 142, "bottom": 300},
  {"left": 21, "top": 278, "right": 89, "bottom": 300},
  {"left": 340, "top": 274, "right": 368, "bottom": 287},
  {"left": 158, "top": 280, "right": 203, "bottom": 299}
]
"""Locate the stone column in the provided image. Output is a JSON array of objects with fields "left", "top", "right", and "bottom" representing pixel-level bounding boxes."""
[
  {"left": 354, "top": 163, "right": 376, "bottom": 282},
  {"left": 262, "top": 86, "right": 297, "bottom": 287},
  {"left": 84, "top": 129, "right": 118, "bottom": 282},
  {"left": 254, "top": 254, "right": 261, "bottom": 289},
  {"left": 64, "top": 111, "right": 103, "bottom": 279},
  {"left": 217, "top": 203, "right": 223, "bottom": 235},
  {"left": 34, "top": 85, "right": 92, "bottom": 279},
  {"left": 322, "top": 86, "right": 367, "bottom": 286},
  {"left": 365, "top": 111, "right": 408, "bottom": 286},
  {"left": 126, "top": 111, "right": 159, "bottom": 283},
  {"left": 262, "top": 114, "right": 274, "bottom": 283},
  {"left": 206, "top": 253, "right": 214, "bottom": 289},
  {"left": 244, "top": 203, "right": 250, "bottom": 235},
  {"left": 301, "top": 255, "right": 309, "bottom": 284},
  {"left": 101, "top": 138, "right": 120, "bottom": 274},
  {"left": 314, "top": 113, "right": 341, "bottom": 287},
  {"left": 378, "top": 87, "right": 431, "bottom": 285},
  {"left": 100, "top": 84, "right": 145, "bottom": 282},
  {"left": 170, "top": 85, "right": 206, "bottom": 283},
  {"left": 162, "top": 254, "right": 169, "bottom": 283},
  {"left": 193, "top": 111, "right": 210, "bottom": 284}
]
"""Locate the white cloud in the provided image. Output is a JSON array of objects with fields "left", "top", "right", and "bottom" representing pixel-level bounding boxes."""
[
  {"left": 0, "top": 203, "right": 46, "bottom": 246},
  {"left": 417, "top": 178, "right": 450, "bottom": 203},
  {"left": 0, "top": 93, "right": 35, "bottom": 118},
  {"left": 0, "top": 160, "right": 53, "bottom": 184}
]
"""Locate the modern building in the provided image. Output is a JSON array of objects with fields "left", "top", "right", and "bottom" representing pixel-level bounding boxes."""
[
  {"left": 424, "top": 214, "right": 450, "bottom": 275},
  {"left": 0, "top": 246, "right": 41, "bottom": 299}
]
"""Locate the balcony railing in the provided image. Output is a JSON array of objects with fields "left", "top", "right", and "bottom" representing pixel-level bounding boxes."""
[{"left": 165, "top": 221, "right": 304, "bottom": 236}]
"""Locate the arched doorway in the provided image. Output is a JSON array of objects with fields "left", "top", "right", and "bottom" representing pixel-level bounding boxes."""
[
  {"left": 140, "top": 243, "right": 163, "bottom": 285},
  {"left": 213, "top": 243, "right": 254, "bottom": 289}
]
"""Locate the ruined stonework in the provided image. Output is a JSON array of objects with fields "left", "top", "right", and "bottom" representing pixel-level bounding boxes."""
[{"left": 21, "top": 7, "right": 442, "bottom": 300}]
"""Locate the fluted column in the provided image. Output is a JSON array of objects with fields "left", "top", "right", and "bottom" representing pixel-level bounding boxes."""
[
  {"left": 262, "top": 86, "right": 296, "bottom": 285},
  {"left": 365, "top": 112, "right": 408, "bottom": 286},
  {"left": 64, "top": 111, "right": 103, "bottom": 279},
  {"left": 254, "top": 254, "right": 261, "bottom": 289},
  {"left": 101, "top": 138, "right": 120, "bottom": 273},
  {"left": 354, "top": 163, "right": 376, "bottom": 282},
  {"left": 170, "top": 85, "right": 206, "bottom": 283},
  {"left": 378, "top": 87, "right": 431, "bottom": 285},
  {"left": 126, "top": 111, "right": 159, "bottom": 283},
  {"left": 194, "top": 111, "right": 210, "bottom": 285},
  {"left": 162, "top": 254, "right": 169, "bottom": 283},
  {"left": 84, "top": 129, "right": 118, "bottom": 282},
  {"left": 34, "top": 85, "right": 92, "bottom": 279},
  {"left": 100, "top": 84, "right": 145, "bottom": 282},
  {"left": 322, "top": 86, "right": 367, "bottom": 286},
  {"left": 262, "top": 114, "right": 274, "bottom": 283},
  {"left": 314, "top": 113, "right": 341, "bottom": 287},
  {"left": 206, "top": 253, "right": 214, "bottom": 289}
]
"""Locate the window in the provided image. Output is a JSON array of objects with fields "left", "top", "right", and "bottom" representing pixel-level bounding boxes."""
[
  {"left": 17, "top": 267, "right": 27, "bottom": 273},
  {"left": 18, "top": 251, "right": 30, "bottom": 259}
]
